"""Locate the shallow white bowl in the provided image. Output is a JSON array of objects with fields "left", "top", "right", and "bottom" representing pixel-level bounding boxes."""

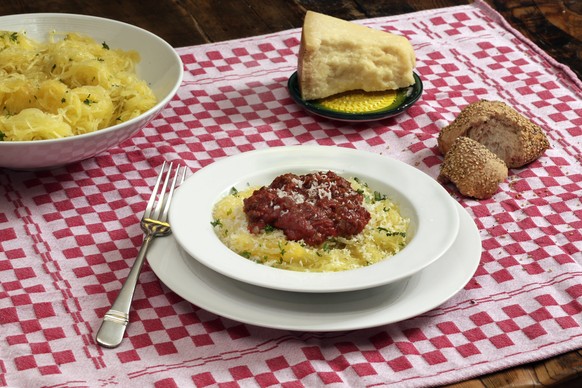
[
  {"left": 0, "top": 13, "right": 183, "bottom": 170},
  {"left": 169, "top": 146, "right": 460, "bottom": 293}
]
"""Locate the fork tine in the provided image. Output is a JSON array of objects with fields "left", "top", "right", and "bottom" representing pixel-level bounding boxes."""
[
  {"left": 179, "top": 165, "right": 187, "bottom": 184},
  {"left": 160, "top": 165, "right": 184, "bottom": 223},
  {"left": 144, "top": 161, "right": 167, "bottom": 219},
  {"left": 150, "top": 162, "right": 174, "bottom": 220}
]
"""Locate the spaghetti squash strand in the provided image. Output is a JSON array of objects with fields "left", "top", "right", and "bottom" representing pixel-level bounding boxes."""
[{"left": 0, "top": 30, "right": 156, "bottom": 141}]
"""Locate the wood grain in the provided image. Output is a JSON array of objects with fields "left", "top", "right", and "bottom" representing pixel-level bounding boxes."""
[
  {"left": 488, "top": 0, "right": 581, "bottom": 79},
  {"left": 0, "top": 1, "right": 580, "bottom": 387}
]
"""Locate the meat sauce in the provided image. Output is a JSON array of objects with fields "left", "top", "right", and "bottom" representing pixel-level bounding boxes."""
[{"left": 243, "top": 171, "right": 371, "bottom": 246}]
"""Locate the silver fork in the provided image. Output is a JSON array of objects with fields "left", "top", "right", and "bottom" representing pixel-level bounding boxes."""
[{"left": 96, "top": 161, "right": 186, "bottom": 348}]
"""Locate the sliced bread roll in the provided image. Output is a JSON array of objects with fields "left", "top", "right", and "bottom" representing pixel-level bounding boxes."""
[
  {"left": 437, "top": 100, "right": 549, "bottom": 168},
  {"left": 297, "top": 11, "right": 416, "bottom": 100},
  {"left": 438, "top": 137, "right": 508, "bottom": 199}
]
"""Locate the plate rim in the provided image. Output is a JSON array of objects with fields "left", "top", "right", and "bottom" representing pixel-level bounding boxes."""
[
  {"left": 169, "top": 145, "right": 460, "bottom": 293},
  {"left": 150, "top": 202, "right": 480, "bottom": 331},
  {"left": 287, "top": 71, "right": 423, "bottom": 122}
]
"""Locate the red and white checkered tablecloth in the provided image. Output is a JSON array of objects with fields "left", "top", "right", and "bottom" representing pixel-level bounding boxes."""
[{"left": 1, "top": 1, "right": 581, "bottom": 386}]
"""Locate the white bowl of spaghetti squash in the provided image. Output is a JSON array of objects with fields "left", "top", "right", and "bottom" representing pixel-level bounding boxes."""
[{"left": 0, "top": 13, "right": 183, "bottom": 170}]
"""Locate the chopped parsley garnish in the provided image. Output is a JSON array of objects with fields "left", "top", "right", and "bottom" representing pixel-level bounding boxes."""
[
  {"left": 322, "top": 242, "right": 332, "bottom": 252},
  {"left": 374, "top": 191, "right": 387, "bottom": 201},
  {"left": 83, "top": 94, "right": 96, "bottom": 105},
  {"left": 353, "top": 177, "right": 369, "bottom": 187},
  {"left": 278, "top": 241, "right": 286, "bottom": 257},
  {"left": 102, "top": 42, "right": 110, "bottom": 50},
  {"left": 210, "top": 219, "right": 222, "bottom": 227},
  {"left": 377, "top": 226, "right": 406, "bottom": 237}
]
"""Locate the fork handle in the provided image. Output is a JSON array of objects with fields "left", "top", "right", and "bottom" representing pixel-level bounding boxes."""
[{"left": 95, "top": 233, "right": 154, "bottom": 348}]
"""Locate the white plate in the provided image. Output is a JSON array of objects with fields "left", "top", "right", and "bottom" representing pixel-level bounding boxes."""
[
  {"left": 149, "top": 202, "right": 480, "bottom": 331},
  {"left": 169, "top": 146, "right": 460, "bottom": 293}
]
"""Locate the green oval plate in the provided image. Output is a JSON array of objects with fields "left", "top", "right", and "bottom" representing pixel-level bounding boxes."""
[{"left": 288, "top": 71, "right": 423, "bottom": 122}]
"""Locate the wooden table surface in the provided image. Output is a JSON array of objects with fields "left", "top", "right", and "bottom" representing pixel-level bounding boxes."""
[{"left": 1, "top": 0, "right": 580, "bottom": 387}]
